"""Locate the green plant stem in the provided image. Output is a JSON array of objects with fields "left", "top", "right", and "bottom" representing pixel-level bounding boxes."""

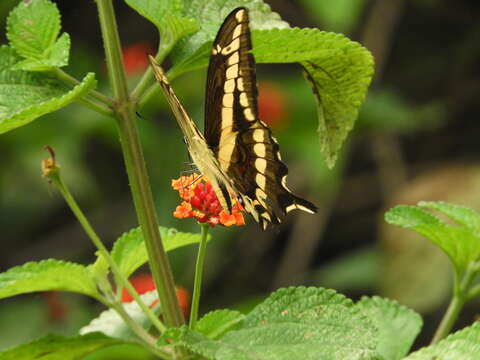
[
  {"left": 54, "top": 68, "right": 115, "bottom": 107},
  {"left": 48, "top": 169, "right": 166, "bottom": 334},
  {"left": 189, "top": 223, "right": 210, "bottom": 329},
  {"left": 431, "top": 295, "right": 464, "bottom": 345},
  {"left": 431, "top": 264, "right": 477, "bottom": 344},
  {"left": 95, "top": 0, "right": 184, "bottom": 328},
  {"left": 75, "top": 97, "right": 114, "bottom": 117}
]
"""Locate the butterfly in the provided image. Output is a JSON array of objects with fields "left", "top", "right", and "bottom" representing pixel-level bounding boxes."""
[{"left": 149, "top": 7, "right": 316, "bottom": 230}]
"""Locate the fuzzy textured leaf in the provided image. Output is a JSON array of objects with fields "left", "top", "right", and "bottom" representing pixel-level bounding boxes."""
[
  {"left": 0, "top": 259, "right": 100, "bottom": 300},
  {"left": 404, "top": 322, "right": 480, "bottom": 360},
  {"left": 0, "top": 333, "right": 128, "bottom": 360},
  {"left": 111, "top": 226, "right": 210, "bottom": 278},
  {"left": 419, "top": 201, "right": 480, "bottom": 232},
  {"left": 7, "top": 0, "right": 60, "bottom": 58},
  {"left": 167, "top": 287, "right": 379, "bottom": 359},
  {"left": 124, "top": 0, "right": 198, "bottom": 53},
  {"left": 0, "top": 45, "right": 96, "bottom": 134},
  {"left": 385, "top": 204, "right": 480, "bottom": 274},
  {"left": 170, "top": 0, "right": 288, "bottom": 70},
  {"left": 12, "top": 33, "right": 71, "bottom": 71},
  {"left": 6, "top": 0, "right": 70, "bottom": 70},
  {"left": 196, "top": 310, "right": 245, "bottom": 340},
  {"left": 356, "top": 296, "right": 422, "bottom": 360},
  {"left": 124, "top": 0, "right": 184, "bottom": 29}
]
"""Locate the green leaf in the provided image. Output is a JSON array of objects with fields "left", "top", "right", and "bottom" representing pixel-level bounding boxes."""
[
  {"left": 80, "top": 291, "right": 160, "bottom": 341},
  {"left": 0, "top": 333, "right": 129, "bottom": 360},
  {"left": 167, "top": 287, "right": 379, "bottom": 359},
  {"left": 196, "top": 310, "right": 245, "bottom": 340},
  {"left": 356, "top": 296, "right": 422, "bottom": 360},
  {"left": 169, "top": 0, "right": 289, "bottom": 73},
  {"left": 159, "top": 15, "right": 200, "bottom": 55},
  {"left": 111, "top": 226, "right": 210, "bottom": 278},
  {"left": 385, "top": 205, "right": 441, "bottom": 228},
  {"left": 6, "top": 0, "right": 70, "bottom": 70},
  {"left": 385, "top": 204, "right": 480, "bottom": 274},
  {"left": 123, "top": 0, "right": 184, "bottom": 29},
  {"left": 0, "top": 46, "right": 96, "bottom": 134},
  {"left": 250, "top": 28, "right": 373, "bottom": 167},
  {"left": 124, "top": 0, "right": 198, "bottom": 55},
  {"left": 89, "top": 251, "right": 112, "bottom": 296},
  {"left": 419, "top": 201, "right": 480, "bottom": 232},
  {"left": 404, "top": 322, "right": 480, "bottom": 360},
  {"left": 12, "top": 32, "right": 71, "bottom": 72},
  {"left": 0, "top": 259, "right": 101, "bottom": 301}
]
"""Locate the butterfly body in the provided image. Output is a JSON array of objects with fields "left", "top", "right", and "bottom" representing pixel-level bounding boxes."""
[{"left": 150, "top": 7, "right": 316, "bottom": 229}]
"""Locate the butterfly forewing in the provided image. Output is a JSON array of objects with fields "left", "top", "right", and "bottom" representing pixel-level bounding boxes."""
[
  {"left": 204, "top": 8, "right": 317, "bottom": 228},
  {"left": 149, "top": 56, "right": 234, "bottom": 213}
]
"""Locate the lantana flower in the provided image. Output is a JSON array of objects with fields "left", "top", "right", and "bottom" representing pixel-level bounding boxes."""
[{"left": 172, "top": 174, "right": 245, "bottom": 227}]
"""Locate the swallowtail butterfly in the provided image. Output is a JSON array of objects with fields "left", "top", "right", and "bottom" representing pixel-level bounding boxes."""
[{"left": 149, "top": 7, "right": 316, "bottom": 229}]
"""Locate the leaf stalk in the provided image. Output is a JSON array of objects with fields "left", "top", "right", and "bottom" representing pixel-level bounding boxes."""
[{"left": 431, "top": 263, "right": 478, "bottom": 343}]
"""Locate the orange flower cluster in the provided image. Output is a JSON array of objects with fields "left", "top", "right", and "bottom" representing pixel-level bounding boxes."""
[{"left": 172, "top": 174, "right": 245, "bottom": 227}]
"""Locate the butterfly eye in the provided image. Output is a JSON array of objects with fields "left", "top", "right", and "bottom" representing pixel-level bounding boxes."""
[{"left": 182, "top": 136, "right": 188, "bottom": 145}]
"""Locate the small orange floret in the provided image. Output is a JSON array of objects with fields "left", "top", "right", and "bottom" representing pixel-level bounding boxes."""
[
  {"left": 171, "top": 173, "right": 245, "bottom": 227},
  {"left": 233, "top": 209, "right": 246, "bottom": 226},
  {"left": 173, "top": 201, "right": 193, "bottom": 218}
]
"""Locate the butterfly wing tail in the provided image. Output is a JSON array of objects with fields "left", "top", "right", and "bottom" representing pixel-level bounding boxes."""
[{"left": 280, "top": 193, "right": 317, "bottom": 215}]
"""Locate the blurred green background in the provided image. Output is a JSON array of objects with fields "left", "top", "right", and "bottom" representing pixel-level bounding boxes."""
[{"left": 1, "top": 0, "right": 480, "bottom": 354}]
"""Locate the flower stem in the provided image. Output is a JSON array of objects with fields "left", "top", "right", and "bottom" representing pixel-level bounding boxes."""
[
  {"left": 75, "top": 97, "right": 114, "bottom": 117},
  {"left": 95, "top": 0, "right": 184, "bottom": 328},
  {"left": 46, "top": 165, "right": 166, "bottom": 334},
  {"left": 189, "top": 223, "right": 210, "bottom": 329},
  {"left": 431, "top": 264, "right": 477, "bottom": 344}
]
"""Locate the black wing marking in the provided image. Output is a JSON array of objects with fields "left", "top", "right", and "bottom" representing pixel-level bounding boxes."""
[
  {"left": 204, "top": 7, "right": 317, "bottom": 228},
  {"left": 204, "top": 7, "right": 256, "bottom": 151}
]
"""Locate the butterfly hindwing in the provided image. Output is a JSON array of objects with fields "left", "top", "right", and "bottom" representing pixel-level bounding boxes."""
[{"left": 204, "top": 8, "right": 317, "bottom": 228}]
